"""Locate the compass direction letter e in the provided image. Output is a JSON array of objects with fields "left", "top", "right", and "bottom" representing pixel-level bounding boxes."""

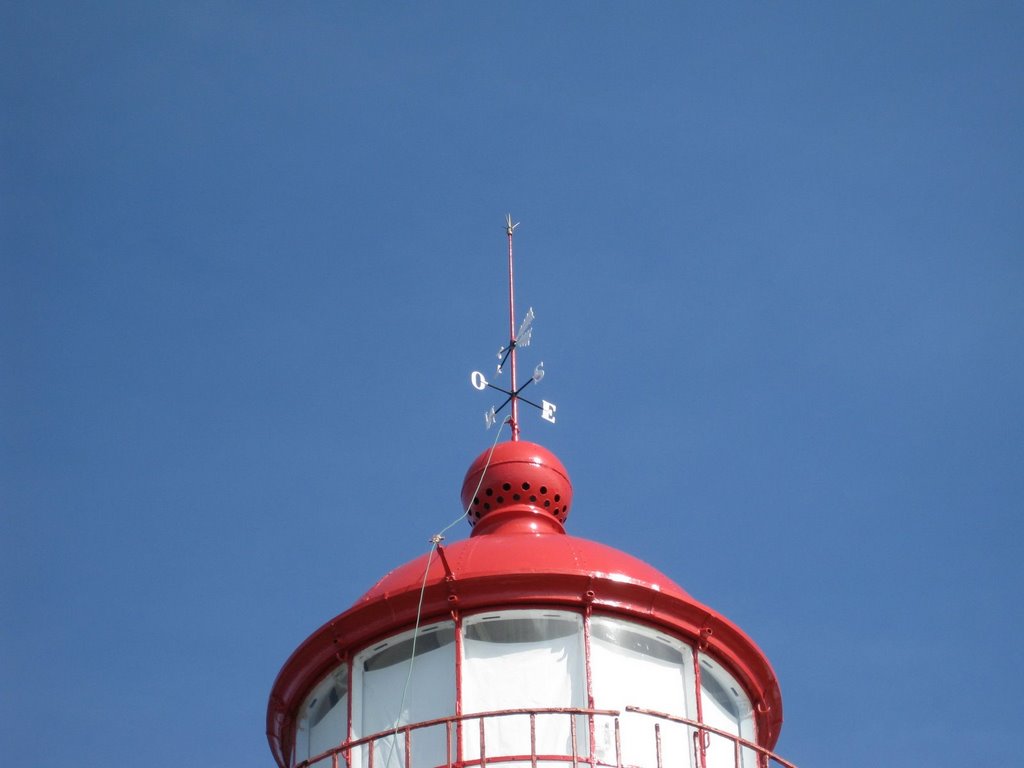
[{"left": 541, "top": 400, "right": 557, "bottom": 424}]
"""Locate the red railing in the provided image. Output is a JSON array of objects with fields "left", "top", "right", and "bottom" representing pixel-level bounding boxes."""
[{"left": 296, "top": 707, "right": 796, "bottom": 768}]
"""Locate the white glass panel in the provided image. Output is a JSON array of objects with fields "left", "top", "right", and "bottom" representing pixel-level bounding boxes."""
[
  {"left": 355, "top": 622, "right": 456, "bottom": 768},
  {"left": 590, "top": 616, "right": 693, "bottom": 768},
  {"left": 461, "top": 610, "right": 587, "bottom": 766},
  {"left": 698, "top": 655, "right": 754, "bottom": 768},
  {"left": 297, "top": 666, "right": 350, "bottom": 767},
  {"left": 294, "top": 718, "right": 308, "bottom": 766}
]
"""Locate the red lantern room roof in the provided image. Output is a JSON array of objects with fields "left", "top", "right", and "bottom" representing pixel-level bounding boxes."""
[{"left": 266, "top": 440, "right": 784, "bottom": 767}]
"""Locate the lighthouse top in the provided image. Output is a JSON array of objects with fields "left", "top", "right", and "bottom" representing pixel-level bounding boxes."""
[
  {"left": 267, "top": 430, "right": 785, "bottom": 764},
  {"left": 265, "top": 218, "right": 789, "bottom": 768}
]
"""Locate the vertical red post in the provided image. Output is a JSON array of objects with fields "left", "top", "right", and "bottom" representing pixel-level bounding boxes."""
[
  {"left": 506, "top": 215, "right": 520, "bottom": 441},
  {"left": 692, "top": 648, "right": 708, "bottom": 768}
]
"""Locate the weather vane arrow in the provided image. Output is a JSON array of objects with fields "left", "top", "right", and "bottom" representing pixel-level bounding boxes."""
[{"left": 469, "top": 215, "right": 557, "bottom": 439}]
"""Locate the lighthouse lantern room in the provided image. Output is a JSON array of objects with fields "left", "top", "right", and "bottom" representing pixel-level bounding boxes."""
[{"left": 266, "top": 220, "right": 797, "bottom": 768}]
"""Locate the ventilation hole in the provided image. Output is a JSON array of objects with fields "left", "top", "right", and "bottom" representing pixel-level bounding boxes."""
[
  {"left": 474, "top": 497, "right": 480, "bottom": 505},
  {"left": 563, "top": 504, "right": 569, "bottom": 516},
  {"left": 485, "top": 488, "right": 493, "bottom": 496},
  {"left": 513, "top": 494, "right": 521, "bottom": 501},
  {"left": 474, "top": 510, "right": 481, "bottom": 518},
  {"left": 554, "top": 494, "right": 561, "bottom": 502},
  {"left": 484, "top": 503, "right": 491, "bottom": 510},
  {"left": 502, "top": 483, "right": 511, "bottom": 491},
  {"left": 544, "top": 500, "right": 551, "bottom": 507},
  {"left": 530, "top": 495, "right": 537, "bottom": 502},
  {"left": 540, "top": 486, "right": 548, "bottom": 494},
  {"left": 554, "top": 507, "right": 561, "bottom": 515},
  {"left": 496, "top": 496, "right": 504, "bottom": 503},
  {"left": 521, "top": 482, "right": 530, "bottom": 491}
]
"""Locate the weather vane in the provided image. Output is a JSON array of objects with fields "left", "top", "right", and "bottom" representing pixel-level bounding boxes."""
[{"left": 470, "top": 214, "right": 556, "bottom": 440}]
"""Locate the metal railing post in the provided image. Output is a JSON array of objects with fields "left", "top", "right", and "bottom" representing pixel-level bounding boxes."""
[
  {"left": 571, "top": 712, "right": 579, "bottom": 768},
  {"left": 313, "top": 705, "right": 795, "bottom": 768},
  {"left": 614, "top": 717, "right": 622, "bottom": 768},
  {"left": 530, "top": 713, "right": 537, "bottom": 768}
]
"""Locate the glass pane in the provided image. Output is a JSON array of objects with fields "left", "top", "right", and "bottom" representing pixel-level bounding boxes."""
[
  {"left": 462, "top": 610, "right": 587, "bottom": 767},
  {"left": 698, "top": 654, "right": 755, "bottom": 768},
  {"left": 356, "top": 623, "right": 456, "bottom": 768},
  {"left": 590, "top": 616, "right": 693, "bottom": 768},
  {"left": 297, "top": 666, "right": 350, "bottom": 766}
]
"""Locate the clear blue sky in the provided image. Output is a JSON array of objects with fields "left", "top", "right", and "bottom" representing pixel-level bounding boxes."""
[{"left": 3, "top": 3, "right": 1022, "bottom": 766}]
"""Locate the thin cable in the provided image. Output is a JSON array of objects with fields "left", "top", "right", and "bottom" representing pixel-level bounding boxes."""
[
  {"left": 380, "top": 420, "right": 509, "bottom": 768},
  {"left": 436, "top": 417, "right": 509, "bottom": 538}
]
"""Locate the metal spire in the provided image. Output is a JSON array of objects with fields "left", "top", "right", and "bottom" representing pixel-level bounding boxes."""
[
  {"left": 470, "top": 216, "right": 556, "bottom": 438},
  {"left": 505, "top": 214, "right": 521, "bottom": 440}
]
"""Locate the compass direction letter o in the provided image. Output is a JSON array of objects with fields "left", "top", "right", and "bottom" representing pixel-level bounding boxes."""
[{"left": 471, "top": 371, "right": 488, "bottom": 391}]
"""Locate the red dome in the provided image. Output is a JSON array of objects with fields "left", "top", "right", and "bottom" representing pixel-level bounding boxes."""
[
  {"left": 461, "top": 440, "right": 573, "bottom": 531},
  {"left": 266, "top": 442, "right": 784, "bottom": 766},
  {"left": 361, "top": 530, "right": 692, "bottom": 604}
]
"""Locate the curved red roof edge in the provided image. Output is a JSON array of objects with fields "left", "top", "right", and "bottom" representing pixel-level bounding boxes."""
[{"left": 266, "top": 532, "right": 784, "bottom": 767}]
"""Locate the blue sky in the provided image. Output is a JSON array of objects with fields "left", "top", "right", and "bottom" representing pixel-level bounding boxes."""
[{"left": 3, "top": 3, "right": 1022, "bottom": 766}]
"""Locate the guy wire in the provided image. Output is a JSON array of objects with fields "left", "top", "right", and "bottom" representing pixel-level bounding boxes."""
[{"left": 381, "top": 419, "right": 509, "bottom": 768}]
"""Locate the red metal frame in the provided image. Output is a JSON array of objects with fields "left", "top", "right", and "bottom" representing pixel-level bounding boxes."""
[
  {"left": 347, "top": 657, "right": 354, "bottom": 768},
  {"left": 691, "top": 647, "right": 707, "bottom": 768},
  {"left": 294, "top": 707, "right": 795, "bottom": 768},
  {"left": 453, "top": 611, "right": 464, "bottom": 766},
  {"left": 269, "top": 542, "right": 784, "bottom": 767},
  {"left": 269, "top": 443, "right": 785, "bottom": 768},
  {"left": 582, "top": 607, "right": 596, "bottom": 768}
]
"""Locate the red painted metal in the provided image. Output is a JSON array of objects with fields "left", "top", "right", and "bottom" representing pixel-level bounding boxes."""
[
  {"left": 268, "top": 441, "right": 786, "bottom": 768},
  {"left": 582, "top": 608, "right": 596, "bottom": 768},
  {"left": 294, "top": 708, "right": 794, "bottom": 768},
  {"left": 691, "top": 647, "right": 708, "bottom": 768},
  {"left": 570, "top": 714, "right": 579, "bottom": 768},
  {"left": 624, "top": 708, "right": 798, "bottom": 768},
  {"left": 461, "top": 441, "right": 572, "bottom": 530},
  {"left": 271, "top": 585, "right": 781, "bottom": 766},
  {"left": 529, "top": 713, "right": 537, "bottom": 768},
  {"left": 347, "top": 657, "right": 354, "bottom": 768},
  {"left": 452, "top": 611, "right": 464, "bottom": 765},
  {"left": 269, "top": 539, "right": 783, "bottom": 763}
]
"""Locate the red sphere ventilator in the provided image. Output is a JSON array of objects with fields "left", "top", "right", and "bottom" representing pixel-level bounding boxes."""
[{"left": 461, "top": 440, "right": 572, "bottom": 534}]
